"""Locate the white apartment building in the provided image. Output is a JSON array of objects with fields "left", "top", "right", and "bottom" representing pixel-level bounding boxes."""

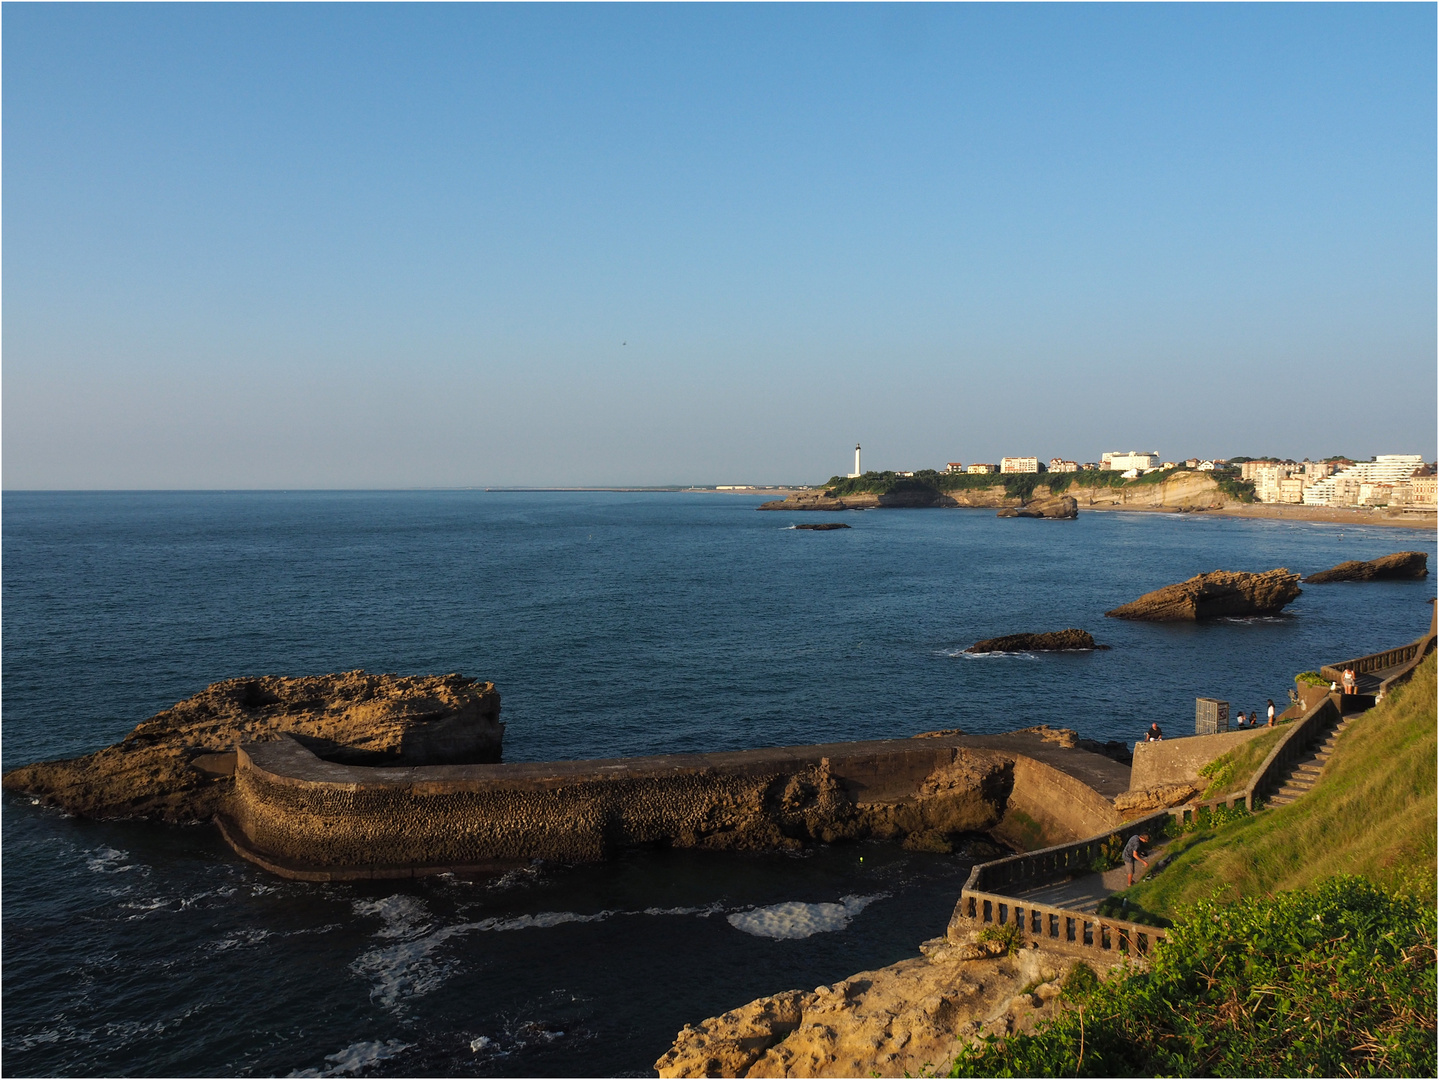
[
  {"left": 945, "top": 463, "right": 965, "bottom": 474},
  {"left": 1048, "top": 458, "right": 1079, "bottom": 473},
  {"left": 1001, "top": 456, "right": 1039, "bottom": 474},
  {"left": 1101, "top": 451, "right": 1161, "bottom": 472},
  {"left": 1411, "top": 473, "right": 1437, "bottom": 508},
  {"left": 967, "top": 463, "right": 998, "bottom": 474},
  {"left": 1303, "top": 455, "right": 1425, "bottom": 506}
]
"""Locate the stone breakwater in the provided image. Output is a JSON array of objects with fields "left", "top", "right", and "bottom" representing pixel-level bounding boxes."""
[{"left": 218, "top": 728, "right": 1128, "bottom": 880}]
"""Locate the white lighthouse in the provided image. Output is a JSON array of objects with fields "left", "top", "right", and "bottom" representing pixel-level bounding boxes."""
[{"left": 849, "top": 443, "right": 862, "bottom": 478}]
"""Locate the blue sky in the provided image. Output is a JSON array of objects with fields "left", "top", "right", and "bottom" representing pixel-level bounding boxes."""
[{"left": 4, "top": 3, "right": 1434, "bottom": 488}]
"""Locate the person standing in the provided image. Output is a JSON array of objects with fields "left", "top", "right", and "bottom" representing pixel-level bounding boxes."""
[
  {"left": 1267, "top": 699, "right": 1276, "bottom": 726},
  {"left": 1123, "top": 833, "right": 1151, "bottom": 887}
]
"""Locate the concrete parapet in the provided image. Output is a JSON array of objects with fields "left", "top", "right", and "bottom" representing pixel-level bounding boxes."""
[{"left": 1130, "top": 727, "right": 1268, "bottom": 791}]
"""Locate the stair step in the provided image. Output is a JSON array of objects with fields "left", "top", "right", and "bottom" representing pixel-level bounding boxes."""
[
  {"left": 1296, "top": 764, "right": 1324, "bottom": 775},
  {"left": 1277, "top": 786, "right": 1311, "bottom": 798},
  {"left": 1268, "top": 796, "right": 1295, "bottom": 806}
]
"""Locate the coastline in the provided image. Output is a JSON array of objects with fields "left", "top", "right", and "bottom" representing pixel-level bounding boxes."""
[{"left": 1086, "top": 501, "right": 1437, "bottom": 531}]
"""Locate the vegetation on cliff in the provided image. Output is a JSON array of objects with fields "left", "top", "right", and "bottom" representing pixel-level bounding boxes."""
[
  {"left": 1122, "top": 651, "right": 1437, "bottom": 917},
  {"left": 950, "top": 654, "right": 1437, "bottom": 1078},
  {"left": 949, "top": 876, "right": 1436, "bottom": 1078}
]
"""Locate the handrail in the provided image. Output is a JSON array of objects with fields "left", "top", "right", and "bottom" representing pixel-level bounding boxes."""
[
  {"left": 1241, "top": 696, "right": 1341, "bottom": 810},
  {"left": 956, "top": 888, "right": 1168, "bottom": 959},
  {"left": 963, "top": 811, "right": 1170, "bottom": 896}
]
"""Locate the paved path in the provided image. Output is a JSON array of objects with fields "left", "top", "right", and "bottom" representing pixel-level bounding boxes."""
[{"left": 1011, "top": 846, "right": 1169, "bottom": 913}]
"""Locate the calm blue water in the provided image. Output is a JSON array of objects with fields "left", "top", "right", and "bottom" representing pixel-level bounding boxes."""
[{"left": 3, "top": 492, "right": 1434, "bottom": 1076}]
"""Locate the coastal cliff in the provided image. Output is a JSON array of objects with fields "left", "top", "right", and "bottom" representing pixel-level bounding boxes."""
[
  {"left": 759, "top": 470, "right": 1237, "bottom": 513},
  {"left": 1, "top": 672, "right": 503, "bottom": 823}
]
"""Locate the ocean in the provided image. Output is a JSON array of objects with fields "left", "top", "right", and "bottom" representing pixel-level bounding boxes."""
[{"left": 3, "top": 491, "right": 1434, "bottom": 1076}]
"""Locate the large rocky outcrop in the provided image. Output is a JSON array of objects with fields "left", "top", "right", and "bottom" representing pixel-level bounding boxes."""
[
  {"left": 996, "top": 494, "right": 1079, "bottom": 519},
  {"left": 966, "top": 630, "right": 1108, "bottom": 653},
  {"left": 1, "top": 672, "right": 502, "bottom": 823},
  {"left": 1305, "top": 551, "right": 1429, "bottom": 584},
  {"left": 655, "top": 934, "right": 1091, "bottom": 1078},
  {"left": 1105, "top": 569, "right": 1302, "bottom": 621},
  {"left": 1068, "top": 470, "right": 1231, "bottom": 511}
]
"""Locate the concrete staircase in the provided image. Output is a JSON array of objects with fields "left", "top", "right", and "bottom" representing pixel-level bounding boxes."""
[{"left": 1265, "top": 715, "right": 1352, "bottom": 807}]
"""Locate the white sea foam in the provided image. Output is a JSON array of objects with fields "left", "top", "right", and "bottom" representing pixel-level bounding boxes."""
[
  {"left": 352, "top": 894, "right": 435, "bottom": 939},
  {"left": 86, "top": 847, "right": 136, "bottom": 874},
  {"left": 469, "top": 1035, "right": 493, "bottom": 1052},
  {"left": 727, "top": 894, "right": 884, "bottom": 939},
  {"left": 641, "top": 903, "right": 724, "bottom": 917},
  {"left": 211, "top": 928, "right": 274, "bottom": 952},
  {"left": 950, "top": 650, "right": 1039, "bottom": 661},
  {"left": 290, "top": 1038, "right": 415, "bottom": 1077}
]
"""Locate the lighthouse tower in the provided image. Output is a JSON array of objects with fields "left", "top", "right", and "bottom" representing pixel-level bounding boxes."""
[{"left": 849, "top": 443, "right": 862, "bottom": 478}]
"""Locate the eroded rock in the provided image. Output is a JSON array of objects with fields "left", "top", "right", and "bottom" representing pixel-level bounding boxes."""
[
  {"left": 996, "top": 494, "right": 1079, "bottom": 519},
  {"left": 1305, "top": 551, "right": 1429, "bottom": 583},
  {"left": 1105, "top": 569, "right": 1302, "bottom": 621},
  {"left": 1, "top": 672, "right": 503, "bottom": 823},
  {"left": 655, "top": 938, "right": 1090, "bottom": 1078},
  {"left": 966, "top": 629, "right": 1108, "bottom": 653}
]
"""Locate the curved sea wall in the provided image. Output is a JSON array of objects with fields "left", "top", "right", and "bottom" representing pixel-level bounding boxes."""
[{"left": 220, "top": 730, "right": 1128, "bottom": 880}]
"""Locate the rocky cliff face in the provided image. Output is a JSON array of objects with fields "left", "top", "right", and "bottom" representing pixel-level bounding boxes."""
[
  {"left": 1, "top": 672, "right": 503, "bottom": 823},
  {"left": 1305, "top": 551, "right": 1430, "bottom": 583},
  {"left": 759, "top": 472, "right": 1230, "bottom": 513},
  {"left": 1105, "top": 569, "right": 1303, "bottom": 621}
]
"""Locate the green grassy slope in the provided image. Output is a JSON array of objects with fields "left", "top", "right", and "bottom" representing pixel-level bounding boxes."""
[{"left": 1121, "top": 651, "right": 1437, "bottom": 919}]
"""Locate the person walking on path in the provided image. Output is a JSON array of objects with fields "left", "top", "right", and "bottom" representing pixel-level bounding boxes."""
[
  {"left": 1342, "top": 667, "right": 1357, "bottom": 695},
  {"left": 1123, "top": 833, "right": 1151, "bottom": 887}
]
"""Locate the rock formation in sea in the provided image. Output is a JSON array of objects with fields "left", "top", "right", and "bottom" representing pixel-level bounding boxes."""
[
  {"left": 965, "top": 630, "right": 1108, "bottom": 653},
  {"left": 1, "top": 672, "right": 503, "bottom": 823},
  {"left": 792, "top": 522, "right": 851, "bottom": 530},
  {"left": 1304, "top": 551, "right": 1429, "bottom": 583},
  {"left": 1105, "top": 569, "right": 1303, "bottom": 621},
  {"left": 995, "top": 493, "right": 1079, "bottom": 519}
]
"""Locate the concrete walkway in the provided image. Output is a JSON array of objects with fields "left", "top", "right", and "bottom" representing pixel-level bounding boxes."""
[{"left": 1010, "top": 849, "right": 1167, "bottom": 913}]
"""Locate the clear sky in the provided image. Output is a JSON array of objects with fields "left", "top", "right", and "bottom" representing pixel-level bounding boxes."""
[{"left": 4, "top": 3, "right": 1435, "bottom": 488}]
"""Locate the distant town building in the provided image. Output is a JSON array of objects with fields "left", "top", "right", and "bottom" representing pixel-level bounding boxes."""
[
  {"left": 1251, "top": 462, "right": 1301, "bottom": 503},
  {"left": 1409, "top": 471, "right": 1437, "bottom": 508},
  {"left": 1198, "top": 460, "right": 1217, "bottom": 471},
  {"left": 1048, "top": 458, "right": 1079, "bottom": 473},
  {"left": 1000, "top": 456, "right": 1040, "bottom": 474},
  {"left": 1101, "top": 451, "right": 1161, "bottom": 472},
  {"left": 1184, "top": 458, "right": 1201, "bottom": 469},
  {"left": 1303, "top": 460, "right": 1335, "bottom": 482},
  {"left": 967, "top": 463, "right": 999, "bottom": 474},
  {"left": 945, "top": 463, "right": 965, "bottom": 474},
  {"left": 1240, "top": 460, "right": 1280, "bottom": 482},
  {"left": 1080, "top": 462, "right": 1100, "bottom": 471},
  {"left": 1303, "top": 455, "right": 1425, "bottom": 506},
  {"left": 895, "top": 471, "right": 915, "bottom": 478},
  {"left": 1160, "top": 461, "right": 1177, "bottom": 470},
  {"left": 1120, "top": 468, "right": 1140, "bottom": 479},
  {"left": 1359, "top": 482, "right": 1395, "bottom": 507}
]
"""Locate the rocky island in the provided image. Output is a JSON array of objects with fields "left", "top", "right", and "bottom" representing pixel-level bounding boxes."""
[
  {"left": 1304, "top": 550, "right": 1429, "bottom": 583},
  {"left": 965, "top": 629, "right": 1108, "bottom": 652},
  {"left": 1, "top": 671, "right": 503, "bottom": 822},
  {"left": 1105, "top": 568, "right": 1303, "bottom": 621}
]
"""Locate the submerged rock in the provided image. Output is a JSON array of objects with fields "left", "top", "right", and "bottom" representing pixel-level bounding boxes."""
[
  {"left": 1105, "top": 569, "right": 1302, "bottom": 621},
  {"left": 965, "top": 629, "right": 1108, "bottom": 653},
  {"left": 996, "top": 494, "right": 1079, "bottom": 519},
  {"left": 1305, "top": 551, "right": 1429, "bottom": 583},
  {"left": 792, "top": 522, "right": 852, "bottom": 531},
  {"left": 1, "top": 672, "right": 503, "bottom": 823}
]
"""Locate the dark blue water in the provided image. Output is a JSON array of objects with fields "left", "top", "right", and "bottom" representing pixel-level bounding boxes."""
[{"left": 4, "top": 492, "right": 1434, "bottom": 1076}]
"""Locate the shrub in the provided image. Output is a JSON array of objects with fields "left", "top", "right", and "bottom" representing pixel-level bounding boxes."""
[
  {"left": 1296, "top": 670, "right": 1330, "bottom": 687},
  {"left": 1089, "top": 833, "right": 1126, "bottom": 873},
  {"left": 950, "top": 876, "right": 1437, "bottom": 1077},
  {"left": 976, "top": 921, "right": 1024, "bottom": 956}
]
